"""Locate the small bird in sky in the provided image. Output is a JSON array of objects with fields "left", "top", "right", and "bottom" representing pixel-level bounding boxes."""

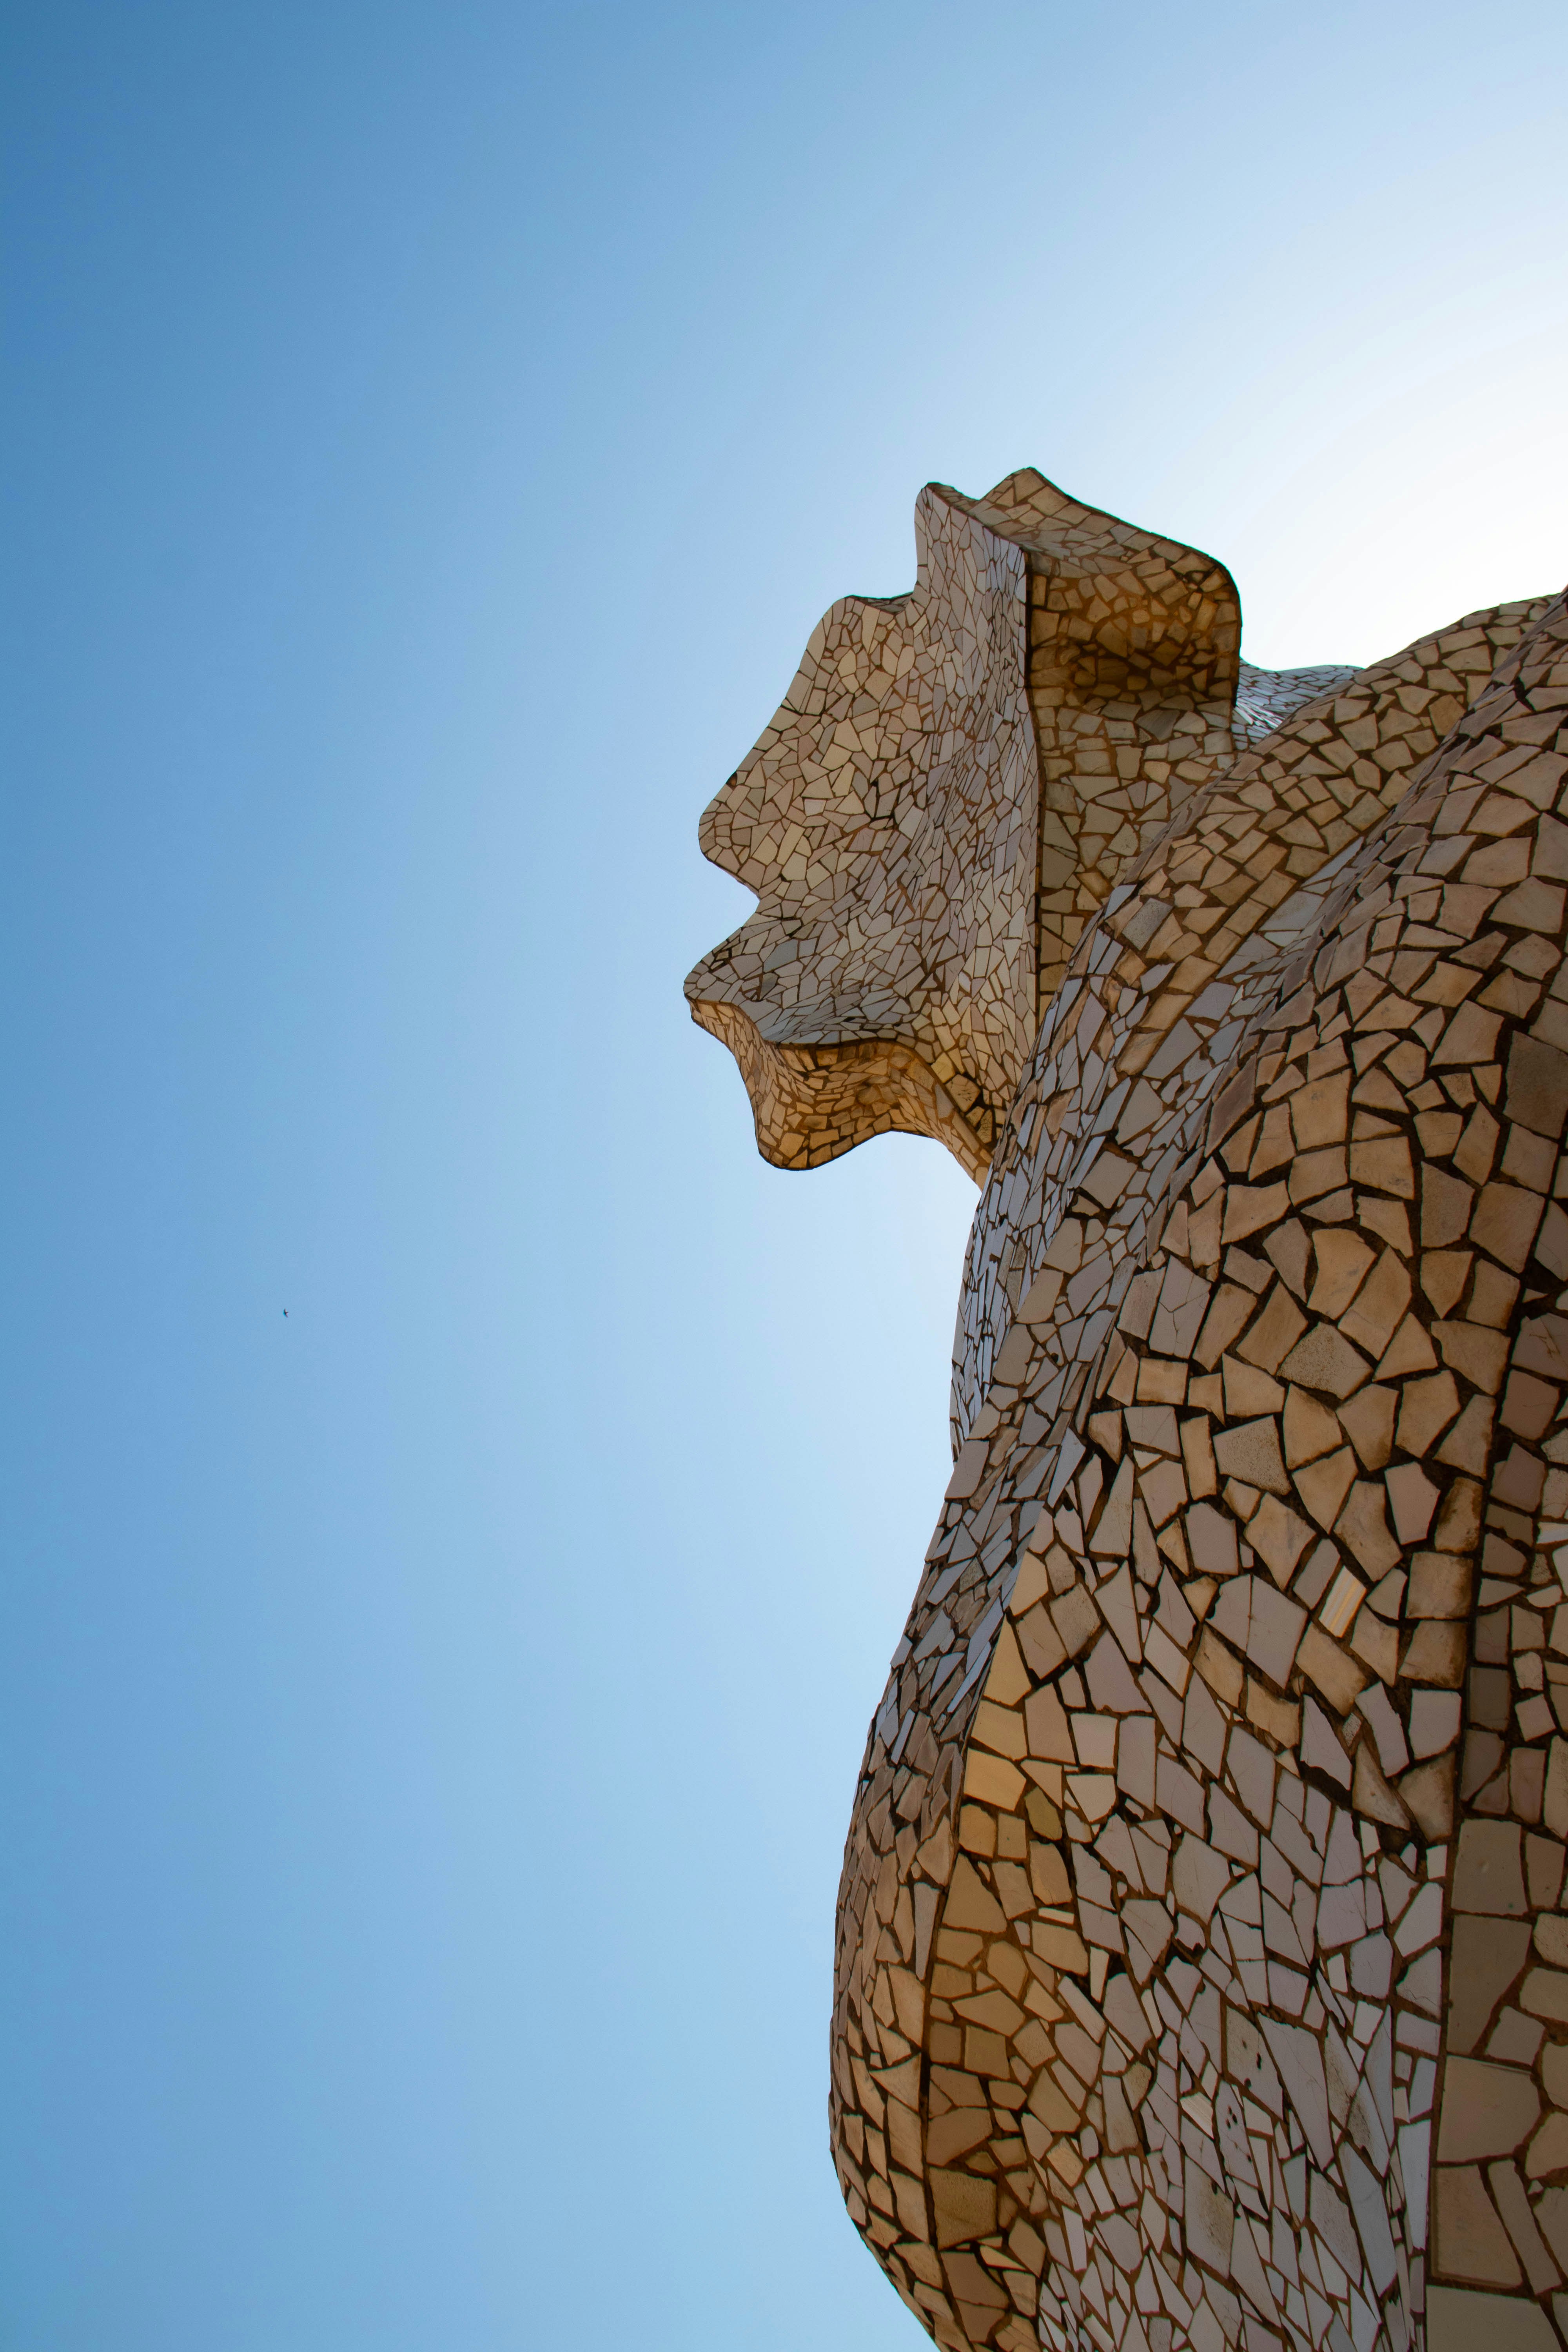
[{"left": 283, "top": 1309, "right": 289, "bottom": 1318}]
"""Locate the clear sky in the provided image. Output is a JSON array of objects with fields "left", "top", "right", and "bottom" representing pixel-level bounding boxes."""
[{"left": 2, "top": 4, "right": 1565, "bottom": 2346}]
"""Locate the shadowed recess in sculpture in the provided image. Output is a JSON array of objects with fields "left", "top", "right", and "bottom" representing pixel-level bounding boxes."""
[{"left": 688, "top": 468, "right": 1568, "bottom": 2352}]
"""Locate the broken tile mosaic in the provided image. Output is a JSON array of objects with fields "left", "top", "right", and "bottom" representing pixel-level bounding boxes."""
[{"left": 688, "top": 468, "right": 1568, "bottom": 2352}]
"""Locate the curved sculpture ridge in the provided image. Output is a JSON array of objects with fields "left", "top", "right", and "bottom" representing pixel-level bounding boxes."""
[{"left": 688, "top": 469, "right": 1568, "bottom": 2352}]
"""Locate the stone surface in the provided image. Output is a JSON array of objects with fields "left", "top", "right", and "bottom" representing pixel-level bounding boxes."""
[
  {"left": 1429, "top": 2284, "right": 1560, "bottom": 2349},
  {"left": 690, "top": 467, "right": 1568, "bottom": 2352}
]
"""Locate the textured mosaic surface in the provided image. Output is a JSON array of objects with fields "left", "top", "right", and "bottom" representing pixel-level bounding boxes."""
[{"left": 688, "top": 472, "right": 1568, "bottom": 2352}]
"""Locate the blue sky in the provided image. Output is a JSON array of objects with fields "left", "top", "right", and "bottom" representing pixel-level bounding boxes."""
[{"left": 2, "top": 4, "right": 1565, "bottom": 2345}]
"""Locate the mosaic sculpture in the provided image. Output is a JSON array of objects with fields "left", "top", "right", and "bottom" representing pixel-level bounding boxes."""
[{"left": 686, "top": 470, "right": 1568, "bottom": 2352}]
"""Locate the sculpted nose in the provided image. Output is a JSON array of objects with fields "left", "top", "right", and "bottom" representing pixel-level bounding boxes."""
[{"left": 698, "top": 762, "right": 762, "bottom": 887}]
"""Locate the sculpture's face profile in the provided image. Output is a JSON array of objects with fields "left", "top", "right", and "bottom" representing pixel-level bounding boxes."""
[
  {"left": 685, "top": 485, "right": 1038, "bottom": 1181},
  {"left": 686, "top": 470, "right": 1247, "bottom": 1181}
]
